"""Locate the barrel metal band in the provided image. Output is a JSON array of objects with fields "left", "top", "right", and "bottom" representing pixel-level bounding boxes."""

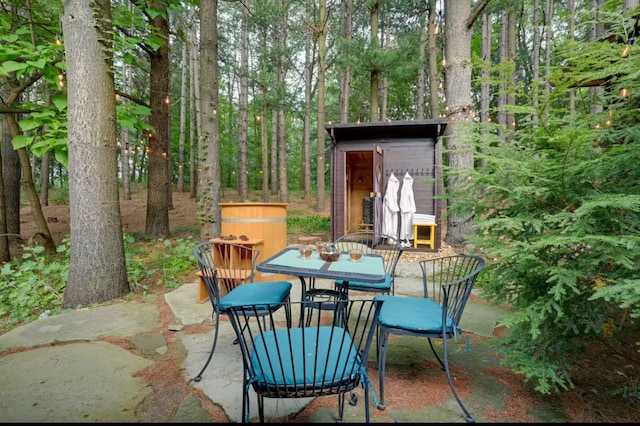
[{"left": 221, "top": 218, "right": 286, "bottom": 223}]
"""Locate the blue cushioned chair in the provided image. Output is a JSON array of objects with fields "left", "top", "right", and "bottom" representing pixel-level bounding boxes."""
[
  {"left": 373, "top": 254, "right": 484, "bottom": 423},
  {"left": 333, "top": 231, "right": 404, "bottom": 296},
  {"left": 191, "top": 241, "right": 292, "bottom": 383},
  {"left": 226, "top": 299, "right": 380, "bottom": 423}
]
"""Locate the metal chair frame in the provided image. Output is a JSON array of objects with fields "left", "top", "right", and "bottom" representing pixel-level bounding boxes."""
[
  {"left": 191, "top": 241, "right": 292, "bottom": 383},
  {"left": 226, "top": 299, "right": 380, "bottom": 423},
  {"left": 374, "top": 254, "right": 485, "bottom": 423},
  {"left": 333, "top": 231, "right": 404, "bottom": 296}
]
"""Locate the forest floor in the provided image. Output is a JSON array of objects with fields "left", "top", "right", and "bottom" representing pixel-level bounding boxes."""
[{"left": 15, "top": 188, "right": 640, "bottom": 423}]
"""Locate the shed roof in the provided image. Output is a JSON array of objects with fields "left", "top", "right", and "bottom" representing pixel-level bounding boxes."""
[{"left": 325, "top": 119, "right": 447, "bottom": 143}]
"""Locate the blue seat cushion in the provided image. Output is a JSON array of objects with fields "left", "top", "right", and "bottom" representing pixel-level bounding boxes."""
[
  {"left": 374, "top": 295, "right": 455, "bottom": 334},
  {"left": 219, "top": 281, "right": 292, "bottom": 310},
  {"left": 335, "top": 273, "right": 392, "bottom": 292},
  {"left": 250, "top": 326, "right": 360, "bottom": 387}
]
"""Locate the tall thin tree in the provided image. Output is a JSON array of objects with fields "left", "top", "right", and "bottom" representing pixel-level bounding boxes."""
[
  {"left": 144, "top": 0, "right": 171, "bottom": 238},
  {"left": 199, "top": 0, "right": 222, "bottom": 238},
  {"left": 315, "top": 0, "right": 327, "bottom": 212}
]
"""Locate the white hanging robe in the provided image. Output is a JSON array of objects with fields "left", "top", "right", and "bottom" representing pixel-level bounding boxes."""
[
  {"left": 399, "top": 172, "right": 416, "bottom": 241},
  {"left": 382, "top": 173, "right": 400, "bottom": 238}
]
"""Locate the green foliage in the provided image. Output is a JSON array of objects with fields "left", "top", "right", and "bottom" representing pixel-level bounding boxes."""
[
  {"left": 456, "top": 26, "right": 640, "bottom": 394},
  {"left": 148, "top": 237, "right": 197, "bottom": 289},
  {"left": 0, "top": 235, "right": 198, "bottom": 332},
  {"left": 0, "top": 243, "right": 69, "bottom": 330},
  {"left": 287, "top": 215, "right": 331, "bottom": 235}
]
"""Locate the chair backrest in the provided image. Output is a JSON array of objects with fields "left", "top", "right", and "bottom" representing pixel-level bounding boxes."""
[
  {"left": 226, "top": 299, "right": 378, "bottom": 422},
  {"left": 193, "top": 241, "right": 222, "bottom": 307},
  {"left": 335, "top": 231, "right": 404, "bottom": 276},
  {"left": 418, "top": 254, "right": 485, "bottom": 328},
  {"left": 193, "top": 241, "right": 261, "bottom": 304}
]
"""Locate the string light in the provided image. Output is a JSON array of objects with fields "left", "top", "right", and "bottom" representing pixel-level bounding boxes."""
[
  {"left": 620, "top": 44, "right": 631, "bottom": 58},
  {"left": 621, "top": 88, "right": 630, "bottom": 98}
]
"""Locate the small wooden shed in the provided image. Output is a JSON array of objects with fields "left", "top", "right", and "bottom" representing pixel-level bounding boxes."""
[{"left": 325, "top": 119, "right": 447, "bottom": 251}]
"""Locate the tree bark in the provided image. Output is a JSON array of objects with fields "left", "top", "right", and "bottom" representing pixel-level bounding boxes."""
[
  {"left": 189, "top": 8, "right": 199, "bottom": 199},
  {"left": 238, "top": 1, "right": 249, "bottom": 201},
  {"left": 178, "top": 42, "right": 187, "bottom": 193},
  {"left": 144, "top": 0, "right": 171, "bottom": 238},
  {"left": 5, "top": 115, "right": 55, "bottom": 253},
  {"left": 63, "top": 0, "right": 129, "bottom": 307},
  {"left": 315, "top": 0, "right": 327, "bottom": 212},
  {"left": 369, "top": 1, "right": 380, "bottom": 122},
  {"left": 443, "top": 0, "right": 489, "bottom": 246},
  {"left": 0, "top": 132, "right": 8, "bottom": 262},
  {"left": 428, "top": 0, "right": 440, "bottom": 119},
  {"left": 276, "top": 0, "right": 288, "bottom": 204},
  {"left": 2, "top": 113, "right": 21, "bottom": 241},
  {"left": 417, "top": 5, "right": 427, "bottom": 119},
  {"left": 302, "top": 0, "right": 312, "bottom": 197},
  {"left": 339, "top": 0, "right": 352, "bottom": 123},
  {"left": 199, "top": 0, "right": 222, "bottom": 238}
]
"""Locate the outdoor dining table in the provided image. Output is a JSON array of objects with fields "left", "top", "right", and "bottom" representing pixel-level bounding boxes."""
[{"left": 256, "top": 246, "right": 387, "bottom": 326}]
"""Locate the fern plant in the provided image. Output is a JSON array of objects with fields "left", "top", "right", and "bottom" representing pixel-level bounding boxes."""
[{"left": 454, "top": 21, "right": 640, "bottom": 395}]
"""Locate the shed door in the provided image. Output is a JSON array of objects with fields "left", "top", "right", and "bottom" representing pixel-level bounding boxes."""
[{"left": 373, "top": 145, "right": 384, "bottom": 234}]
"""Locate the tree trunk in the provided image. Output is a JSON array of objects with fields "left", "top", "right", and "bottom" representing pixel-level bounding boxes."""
[
  {"left": 238, "top": 2, "right": 249, "bottom": 201},
  {"left": 315, "top": 0, "right": 327, "bottom": 212},
  {"left": 589, "top": 0, "right": 603, "bottom": 115},
  {"left": 259, "top": 26, "right": 269, "bottom": 202},
  {"left": 63, "top": 0, "right": 129, "bottom": 307},
  {"left": 497, "top": 10, "right": 507, "bottom": 141},
  {"left": 5, "top": 115, "right": 56, "bottom": 253},
  {"left": 339, "top": 0, "right": 353, "bottom": 123},
  {"left": 199, "top": 0, "right": 222, "bottom": 238},
  {"left": 428, "top": 0, "right": 440, "bottom": 119},
  {"left": 480, "top": 11, "right": 491, "bottom": 168},
  {"left": 145, "top": 0, "right": 171, "bottom": 238},
  {"left": 443, "top": 0, "right": 489, "bottom": 246},
  {"left": 270, "top": 110, "right": 277, "bottom": 196},
  {"left": 178, "top": 42, "right": 187, "bottom": 193},
  {"left": 369, "top": 1, "right": 380, "bottom": 122},
  {"left": 0, "top": 136, "right": 8, "bottom": 262},
  {"left": 417, "top": 6, "right": 427, "bottom": 119},
  {"left": 277, "top": 0, "right": 288, "bottom": 204},
  {"left": 303, "top": 1, "right": 312, "bottom": 197},
  {"left": 567, "top": 0, "right": 575, "bottom": 115},
  {"left": 380, "top": 11, "right": 390, "bottom": 120},
  {"left": 189, "top": 9, "right": 199, "bottom": 199},
  {"left": 506, "top": 9, "right": 517, "bottom": 137},
  {"left": 121, "top": 61, "right": 132, "bottom": 201},
  {"left": 2, "top": 81, "right": 23, "bottom": 243}
]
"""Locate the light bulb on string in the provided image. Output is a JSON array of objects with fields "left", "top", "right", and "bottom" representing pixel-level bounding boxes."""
[{"left": 621, "top": 44, "right": 631, "bottom": 58}]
